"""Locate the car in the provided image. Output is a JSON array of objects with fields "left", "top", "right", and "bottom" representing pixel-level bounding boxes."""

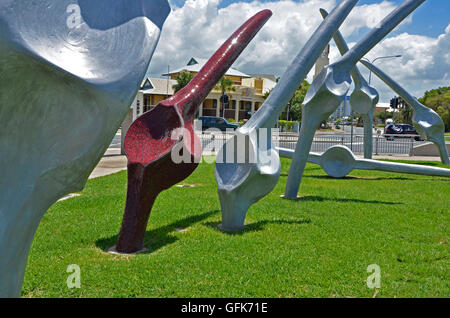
[
  {"left": 384, "top": 124, "right": 424, "bottom": 141},
  {"left": 198, "top": 116, "right": 239, "bottom": 131}
]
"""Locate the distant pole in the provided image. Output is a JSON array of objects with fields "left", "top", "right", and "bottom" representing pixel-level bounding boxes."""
[
  {"left": 286, "top": 102, "right": 290, "bottom": 123},
  {"left": 362, "top": 55, "right": 402, "bottom": 85},
  {"left": 166, "top": 65, "right": 170, "bottom": 98},
  {"left": 350, "top": 110, "right": 354, "bottom": 151}
]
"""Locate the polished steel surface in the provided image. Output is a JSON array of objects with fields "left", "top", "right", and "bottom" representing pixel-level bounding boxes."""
[
  {"left": 0, "top": 0, "right": 170, "bottom": 297},
  {"left": 278, "top": 146, "right": 450, "bottom": 178},
  {"left": 360, "top": 60, "right": 450, "bottom": 165},
  {"left": 215, "top": 0, "right": 358, "bottom": 231},
  {"left": 284, "top": 0, "right": 425, "bottom": 199},
  {"left": 320, "top": 8, "right": 379, "bottom": 159}
]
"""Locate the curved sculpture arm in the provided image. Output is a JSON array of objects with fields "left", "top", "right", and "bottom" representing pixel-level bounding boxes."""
[
  {"left": 359, "top": 60, "right": 424, "bottom": 111},
  {"left": 360, "top": 60, "right": 450, "bottom": 165},
  {"left": 162, "top": 10, "right": 272, "bottom": 120},
  {"left": 277, "top": 148, "right": 322, "bottom": 165},
  {"left": 279, "top": 146, "right": 450, "bottom": 178},
  {"left": 319, "top": 8, "right": 365, "bottom": 88},
  {"left": 214, "top": 0, "right": 359, "bottom": 231},
  {"left": 355, "top": 159, "right": 450, "bottom": 177},
  {"left": 117, "top": 10, "right": 272, "bottom": 253},
  {"left": 243, "top": 0, "right": 358, "bottom": 132},
  {"left": 284, "top": 0, "right": 424, "bottom": 198},
  {"left": 337, "top": 0, "right": 425, "bottom": 73}
]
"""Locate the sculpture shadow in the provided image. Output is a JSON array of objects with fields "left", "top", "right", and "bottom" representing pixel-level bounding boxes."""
[
  {"left": 203, "top": 218, "right": 312, "bottom": 236},
  {"left": 96, "top": 210, "right": 219, "bottom": 254},
  {"left": 288, "top": 195, "right": 401, "bottom": 205},
  {"left": 307, "top": 175, "right": 449, "bottom": 182}
]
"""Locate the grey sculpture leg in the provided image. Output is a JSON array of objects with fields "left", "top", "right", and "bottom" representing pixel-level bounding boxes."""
[
  {"left": 284, "top": 117, "right": 319, "bottom": 198},
  {"left": 215, "top": 0, "right": 359, "bottom": 230},
  {"left": 434, "top": 135, "right": 450, "bottom": 165},
  {"left": 362, "top": 112, "right": 374, "bottom": 159}
]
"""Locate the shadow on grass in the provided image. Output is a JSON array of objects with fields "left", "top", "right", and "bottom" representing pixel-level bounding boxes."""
[
  {"left": 203, "top": 218, "right": 311, "bottom": 236},
  {"left": 287, "top": 195, "right": 401, "bottom": 205},
  {"left": 305, "top": 175, "right": 449, "bottom": 181},
  {"left": 96, "top": 210, "right": 219, "bottom": 254}
]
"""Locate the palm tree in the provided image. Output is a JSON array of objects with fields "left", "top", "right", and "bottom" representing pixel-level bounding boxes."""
[
  {"left": 215, "top": 77, "right": 236, "bottom": 116},
  {"left": 172, "top": 71, "right": 194, "bottom": 93}
]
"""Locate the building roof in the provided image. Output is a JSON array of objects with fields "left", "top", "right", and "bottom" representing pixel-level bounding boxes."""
[
  {"left": 139, "top": 77, "right": 177, "bottom": 95},
  {"left": 163, "top": 57, "right": 251, "bottom": 78},
  {"left": 248, "top": 74, "right": 278, "bottom": 82}
]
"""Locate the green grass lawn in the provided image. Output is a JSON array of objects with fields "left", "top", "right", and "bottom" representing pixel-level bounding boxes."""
[
  {"left": 23, "top": 158, "right": 449, "bottom": 298},
  {"left": 445, "top": 133, "right": 450, "bottom": 142}
]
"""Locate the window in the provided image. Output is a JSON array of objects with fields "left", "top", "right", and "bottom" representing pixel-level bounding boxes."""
[
  {"left": 213, "top": 100, "right": 217, "bottom": 109},
  {"left": 136, "top": 100, "right": 141, "bottom": 115}
]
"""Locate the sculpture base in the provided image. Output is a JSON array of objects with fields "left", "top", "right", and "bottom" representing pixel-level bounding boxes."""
[
  {"left": 218, "top": 223, "right": 245, "bottom": 232},
  {"left": 107, "top": 245, "right": 149, "bottom": 255}
]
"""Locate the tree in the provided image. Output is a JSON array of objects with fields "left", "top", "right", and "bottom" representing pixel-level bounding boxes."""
[
  {"left": 375, "top": 111, "right": 393, "bottom": 124},
  {"left": 263, "top": 80, "right": 310, "bottom": 121},
  {"left": 289, "top": 80, "right": 311, "bottom": 121},
  {"left": 215, "top": 77, "right": 236, "bottom": 114},
  {"left": 400, "top": 103, "right": 413, "bottom": 124},
  {"left": 418, "top": 86, "right": 450, "bottom": 132},
  {"left": 172, "top": 71, "right": 194, "bottom": 93}
]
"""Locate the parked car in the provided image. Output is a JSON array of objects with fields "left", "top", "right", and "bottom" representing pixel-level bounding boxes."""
[
  {"left": 384, "top": 124, "right": 424, "bottom": 141},
  {"left": 198, "top": 116, "right": 239, "bottom": 131}
]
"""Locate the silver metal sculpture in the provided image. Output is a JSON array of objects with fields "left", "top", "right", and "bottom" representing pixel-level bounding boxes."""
[
  {"left": 284, "top": 0, "right": 425, "bottom": 199},
  {"left": 0, "top": 0, "right": 170, "bottom": 298},
  {"left": 214, "top": 0, "right": 359, "bottom": 231},
  {"left": 320, "top": 8, "right": 379, "bottom": 159},
  {"left": 360, "top": 60, "right": 450, "bottom": 165},
  {"left": 278, "top": 146, "right": 450, "bottom": 178}
]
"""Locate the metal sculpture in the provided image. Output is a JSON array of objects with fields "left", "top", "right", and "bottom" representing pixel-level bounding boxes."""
[
  {"left": 360, "top": 60, "right": 450, "bottom": 165},
  {"left": 320, "top": 8, "right": 379, "bottom": 159},
  {"left": 0, "top": 0, "right": 170, "bottom": 298},
  {"left": 284, "top": 0, "right": 425, "bottom": 199},
  {"left": 114, "top": 10, "right": 272, "bottom": 253},
  {"left": 214, "top": 0, "right": 359, "bottom": 231},
  {"left": 278, "top": 146, "right": 450, "bottom": 178}
]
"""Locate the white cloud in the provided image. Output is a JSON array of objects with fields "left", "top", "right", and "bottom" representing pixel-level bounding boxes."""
[{"left": 148, "top": 0, "right": 449, "bottom": 102}]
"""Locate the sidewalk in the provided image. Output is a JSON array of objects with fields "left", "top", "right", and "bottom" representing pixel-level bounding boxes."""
[{"left": 89, "top": 148, "right": 127, "bottom": 179}]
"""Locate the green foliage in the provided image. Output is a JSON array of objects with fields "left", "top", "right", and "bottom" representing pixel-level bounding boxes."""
[
  {"left": 278, "top": 120, "right": 299, "bottom": 131},
  {"left": 401, "top": 104, "right": 413, "bottom": 125},
  {"left": 418, "top": 86, "right": 450, "bottom": 131},
  {"left": 215, "top": 77, "right": 236, "bottom": 111},
  {"left": 172, "top": 71, "right": 194, "bottom": 93},
  {"left": 375, "top": 111, "right": 393, "bottom": 124},
  {"left": 289, "top": 80, "right": 311, "bottom": 121},
  {"left": 264, "top": 80, "right": 310, "bottom": 121}
]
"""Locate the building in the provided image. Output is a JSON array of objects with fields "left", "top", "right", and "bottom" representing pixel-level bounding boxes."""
[
  {"left": 159, "top": 57, "right": 277, "bottom": 122},
  {"left": 314, "top": 44, "right": 330, "bottom": 79},
  {"left": 120, "top": 58, "right": 277, "bottom": 153}
]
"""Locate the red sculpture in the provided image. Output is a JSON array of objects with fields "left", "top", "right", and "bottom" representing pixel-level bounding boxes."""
[{"left": 116, "top": 10, "right": 272, "bottom": 253}]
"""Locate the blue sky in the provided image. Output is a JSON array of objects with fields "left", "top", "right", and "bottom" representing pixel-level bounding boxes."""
[
  {"left": 170, "top": 0, "right": 449, "bottom": 37},
  {"left": 152, "top": 1, "right": 449, "bottom": 102}
]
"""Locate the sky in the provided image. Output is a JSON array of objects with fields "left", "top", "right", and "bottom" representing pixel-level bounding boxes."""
[{"left": 147, "top": 0, "right": 450, "bottom": 103}]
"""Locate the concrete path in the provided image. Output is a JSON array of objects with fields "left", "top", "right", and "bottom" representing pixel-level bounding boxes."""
[{"left": 89, "top": 148, "right": 127, "bottom": 179}]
